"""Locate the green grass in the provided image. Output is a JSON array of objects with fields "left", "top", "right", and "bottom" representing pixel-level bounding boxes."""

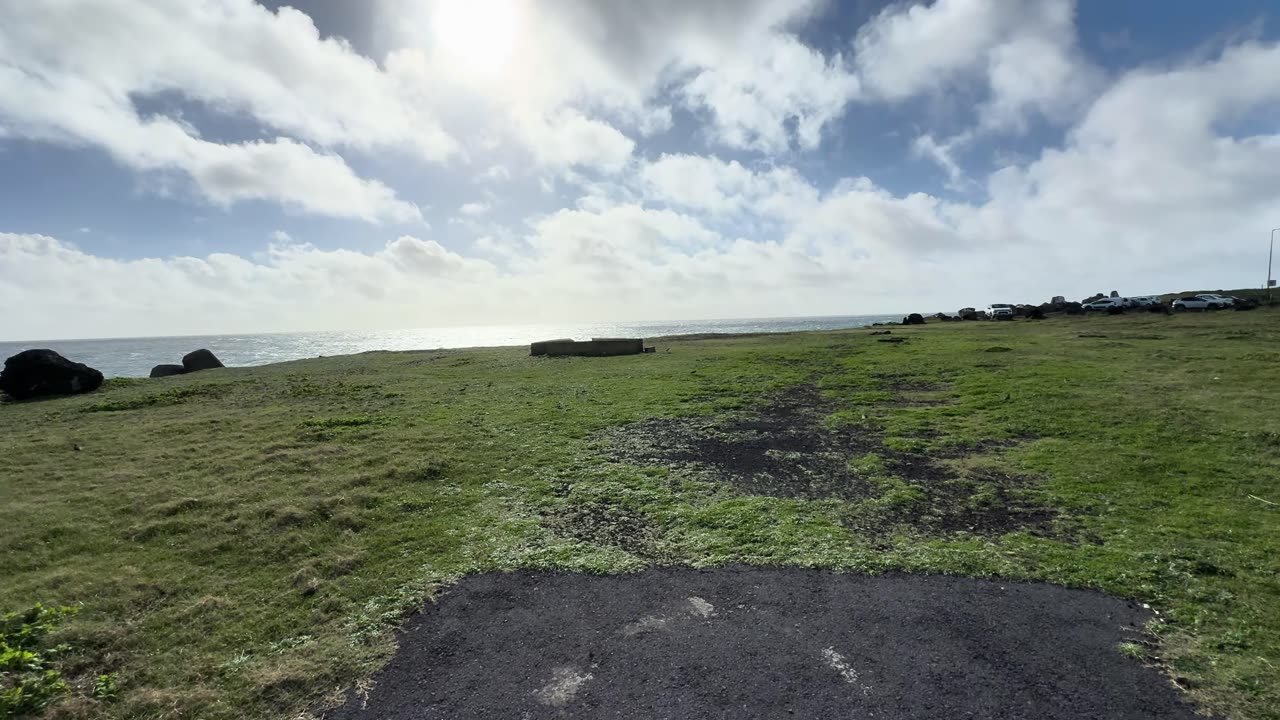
[{"left": 2, "top": 310, "right": 1279, "bottom": 718}]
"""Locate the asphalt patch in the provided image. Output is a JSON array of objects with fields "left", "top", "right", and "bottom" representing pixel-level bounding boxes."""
[
  {"left": 324, "top": 568, "right": 1207, "bottom": 720},
  {"left": 604, "top": 385, "right": 1057, "bottom": 537}
]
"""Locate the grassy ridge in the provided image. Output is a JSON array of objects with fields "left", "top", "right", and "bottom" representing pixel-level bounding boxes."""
[{"left": 1, "top": 311, "right": 1278, "bottom": 718}]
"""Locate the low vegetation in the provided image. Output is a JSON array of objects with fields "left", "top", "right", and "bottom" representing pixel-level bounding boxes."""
[
  {"left": 1, "top": 605, "right": 78, "bottom": 716},
  {"left": 1, "top": 310, "right": 1278, "bottom": 719}
]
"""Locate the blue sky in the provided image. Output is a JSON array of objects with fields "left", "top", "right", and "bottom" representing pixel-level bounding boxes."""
[{"left": 2, "top": 0, "right": 1279, "bottom": 339}]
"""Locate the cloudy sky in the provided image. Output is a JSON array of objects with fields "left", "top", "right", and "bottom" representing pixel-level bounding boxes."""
[{"left": 2, "top": 0, "right": 1279, "bottom": 340}]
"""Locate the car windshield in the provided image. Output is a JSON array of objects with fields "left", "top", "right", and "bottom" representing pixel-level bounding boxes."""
[{"left": 990, "top": 304, "right": 1012, "bottom": 309}]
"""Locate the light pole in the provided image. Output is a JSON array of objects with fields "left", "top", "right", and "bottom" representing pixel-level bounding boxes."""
[{"left": 1271, "top": 228, "right": 1279, "bottom": 306}]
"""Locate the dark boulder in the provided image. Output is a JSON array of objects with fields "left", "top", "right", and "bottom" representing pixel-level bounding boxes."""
[
  {"left": 1105, "top": 306, "right": 1125, "bottom": 315},
  {"left": 150, "top": 364, "right": 187, "bottom": 378},
  {"left": 902, "top": 313, "right": 926, "bottom": 326},
  {"left": 932, "top": 313, "right": 955, "bottom": 322},
  {"left": 182, "top": 349, "right": 224, "bottom": 373},
  {"left": 0, "top": 349, "right": 104, "bottom": 401},
  {"left": 1026, "top": 307, "right": 1046, "bottom": 320},
  {"left": 1063, "top": 302, "right": 1085, "bottom": 315},
  {"left": 957, "top": 307, "right": 977, "bottom": 321},
  {"left": 1148, "top": 304, "right": 1171, "bottom": 314}
]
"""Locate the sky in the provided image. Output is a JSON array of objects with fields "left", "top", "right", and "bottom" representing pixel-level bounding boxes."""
[{"left": 2, "top": 0, "right": 1280, "bottom": 340}]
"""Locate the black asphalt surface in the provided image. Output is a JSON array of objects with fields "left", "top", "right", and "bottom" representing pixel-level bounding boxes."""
[{"left": 326, "top": 568, "right": 1207, "bottom": 720}]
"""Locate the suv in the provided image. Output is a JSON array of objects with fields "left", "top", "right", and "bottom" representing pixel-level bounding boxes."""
[
  {"left": 1129, "top": 295, "right": 1160, "bottom": 307},
  {"left": 986, "top": 303, "right": 1015, "bottom": 320},
  {"left": 1082, "top": 298, "right": 1123, "bottom": 311},
  {"left": 1173, "top": 296, "right": 1220, "bottom": 311},
  {"left": 1195, "top": 293, "right": 1234, "bottom": 307}
]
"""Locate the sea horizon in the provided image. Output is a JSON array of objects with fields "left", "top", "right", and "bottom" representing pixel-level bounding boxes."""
[{"left": 0, "top": 314, "right": 904, "bottom": 378}]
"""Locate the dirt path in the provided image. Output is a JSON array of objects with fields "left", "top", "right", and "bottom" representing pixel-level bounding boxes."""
[{"left": 325, "top": 568, "right": 1205, "bottom": 719}]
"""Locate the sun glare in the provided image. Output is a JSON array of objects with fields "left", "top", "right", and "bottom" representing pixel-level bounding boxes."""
[{"left": 433, "top": 0, "right": 522, "bottom": 76}]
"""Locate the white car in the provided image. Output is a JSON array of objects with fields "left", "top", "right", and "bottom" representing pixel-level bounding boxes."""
[
  {"left": 1173, "top": 296, "right": 1222, "bottom": 311},
  {"left": 1196, "top": 293, "right": 1234, "bottom": 307},
  {"left": 1127, "top": 295, "right": 1160, "bottom": 307},
  {"left": 986, "top": 303, "right": 1015, "bottom": 320},
  {"left": 1082, "top": 298, "right": 1124, "bottom": 311}
]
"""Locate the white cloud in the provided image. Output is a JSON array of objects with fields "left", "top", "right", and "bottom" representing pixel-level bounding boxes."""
[
  {"left": 0, "top": 233, "right": 495, "bottom": 338},
  {"left": 912, "top": 134, "right": 969, "bottom": 188},
  {"left": 528, "top": 204, "right": 721, "bottom": 268},
  {"left": 640, "top": 154, "right": 818, "bottom": 220},
  {"left": 0, "top": 0, "right": 865, "bottom": 217},
  {"left": 633, "top": 105, "right": 675, "bottom": 136},
  {"left": 459, "top": 202, "right": 491, "bottom": 216},
  {"left": 853, "top": 0, "right": 1099, "bottom": 130},
  {"left": 0, "top": 0, "right": 430, "bottom": 222},
  {"left": 184, "top": 136, "right": 422, "bottom": 222},
  {"left": 512, "top": 109, "right": 636, "bottom": 174},
  {"left": 983, "top": 40, "right": 1280, "bottom": 263},
  {"left": 0, "top": 0, "right": 456, "bottom": 160},
  {"left": 375, "top": 0, "right": 852, "bottom": 157},
  {"left": 682, "top": 34, "right": 860, "bottom": 152}
]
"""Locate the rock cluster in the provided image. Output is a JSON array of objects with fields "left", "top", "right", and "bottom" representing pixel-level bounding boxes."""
[
  {"left": 150, "top": 349, "right": 225, "bottom": 378},
  {"left": 1, "top": 349, "right": 104, "bottom": 400}
]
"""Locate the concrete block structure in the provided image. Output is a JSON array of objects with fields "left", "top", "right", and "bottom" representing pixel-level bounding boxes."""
[{"left": 530, "top": 338, "right": 646, "bottom": 357}]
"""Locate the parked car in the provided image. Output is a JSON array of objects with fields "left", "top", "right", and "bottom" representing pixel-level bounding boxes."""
[
  {"left": 986, "top": 303, "right": 1015, "bottom": 320},
  {"left": 1128, "top": 295, "right": 1160, "bottom": 307},
  {"left": 1172, "top": 296, "right": 1222, "bottom": 311},
  {"left": 1196, "top": 293, "right": 1234, "bottom": 307},
  {"left": 1082, "top": 298, "right": 1124, "bottom": 311}
]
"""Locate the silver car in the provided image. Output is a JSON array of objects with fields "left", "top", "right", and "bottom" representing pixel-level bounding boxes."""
[
  {"left": 1173, "top": 296, "right": 1221, "bottom": 311},
  {"left": 1082, "top": 298, "right": 1123, "bottom": 311}
]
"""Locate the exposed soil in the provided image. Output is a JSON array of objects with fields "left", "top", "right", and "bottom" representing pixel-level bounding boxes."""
[
  {"left": 543, "top": 499, "right": 661, "bottom": 558},
  {"left": 603, "top": 384, "right": 1058, "bottom": 538},
  {"left": 608, "top": 385, "right": 880, "bottom": 501},
  {"left": 324, "top": 568, "right": 1209, "bottom": 720}
]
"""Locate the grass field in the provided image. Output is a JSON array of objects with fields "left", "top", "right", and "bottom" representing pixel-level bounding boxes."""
[{"left": 2, "top": 309, "right": 1279, "bottom": 719}]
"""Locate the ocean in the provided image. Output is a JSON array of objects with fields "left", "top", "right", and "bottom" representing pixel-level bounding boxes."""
[{"left": 0, "top": 315, "right": 901, "bottom": 378}]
